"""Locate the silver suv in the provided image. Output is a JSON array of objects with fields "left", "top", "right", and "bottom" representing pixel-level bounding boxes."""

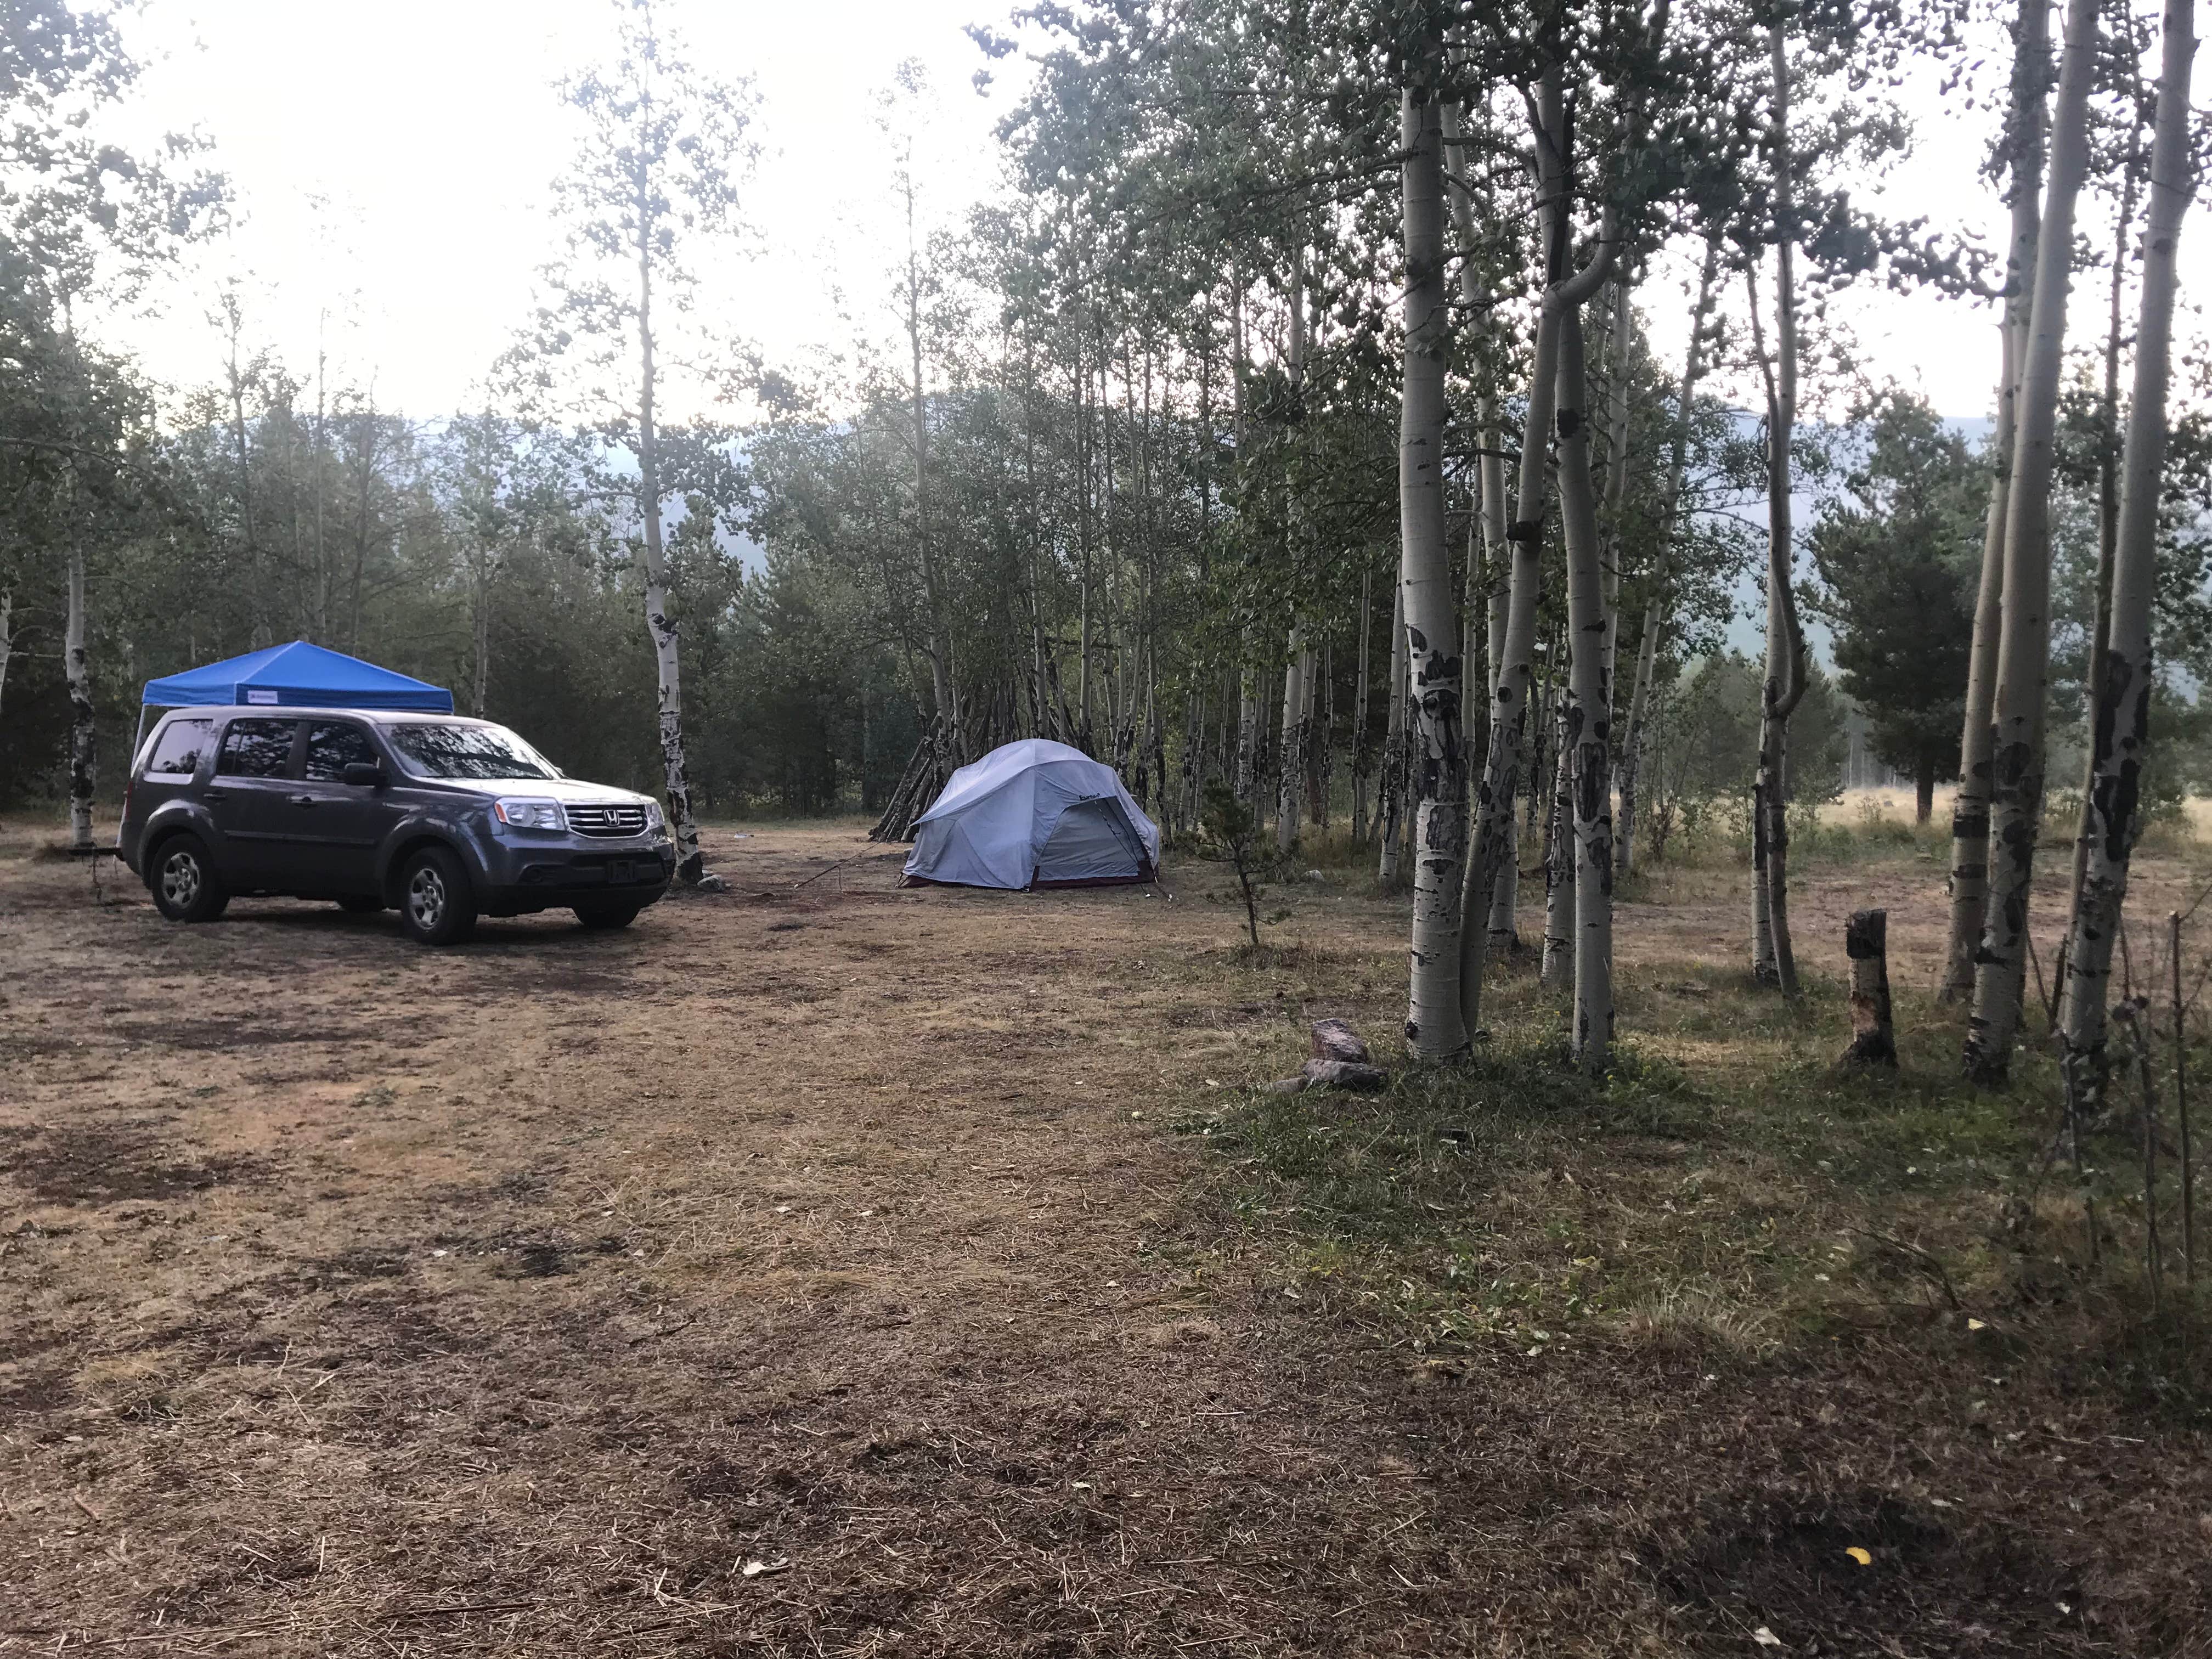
[{"left": 118, "top": 709, "right": 675, "bottom": 944}]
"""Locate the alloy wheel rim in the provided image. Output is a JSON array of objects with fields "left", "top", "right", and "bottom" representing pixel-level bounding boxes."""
[
  {"left": 161, "top": 851, "right": 200, "bottom": 909},
  {"left": 408, "top": 867, "right": 445, "bottom": 930}
]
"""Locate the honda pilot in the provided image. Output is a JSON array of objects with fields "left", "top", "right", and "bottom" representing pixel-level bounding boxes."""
[{"left": 117, "top": 709, "right": 675, "bottom": 944}]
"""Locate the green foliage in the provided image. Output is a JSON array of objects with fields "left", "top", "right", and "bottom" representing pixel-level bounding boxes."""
[
  {"left": 1199, "top": 782, "right": 1266, "bottom": 947},
  {"left": 1637, "top": 651, "right": 1848, "bottom": 861},
  {"left": 1807, "top": 390, "right": 1983, "bottom": 808}
]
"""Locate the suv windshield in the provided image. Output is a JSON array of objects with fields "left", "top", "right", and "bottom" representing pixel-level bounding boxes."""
[{"left": 385, "top": 723, "right": 560, "bottom": 781}]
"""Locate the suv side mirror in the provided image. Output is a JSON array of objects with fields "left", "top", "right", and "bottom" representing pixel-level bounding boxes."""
[{"left": 342, "top": 761, "right": 385, "bottom": 788}]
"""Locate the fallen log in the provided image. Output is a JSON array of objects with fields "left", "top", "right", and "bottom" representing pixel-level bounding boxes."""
[
  {"left": 1301, "top": 1057, "right": 1387, "bottom": 1092},
  {"left": 1311, "top": 1019, "right": 1372, "bottom": 1065}
]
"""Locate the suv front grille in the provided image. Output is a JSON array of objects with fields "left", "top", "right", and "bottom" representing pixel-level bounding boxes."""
[{"left": 566, "top": 803, "right": 648, "bottom": 838}]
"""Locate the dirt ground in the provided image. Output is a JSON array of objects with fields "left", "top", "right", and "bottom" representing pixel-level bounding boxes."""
[{"left": 2, "top": 817, "right": 2207, "bottom": 1656}]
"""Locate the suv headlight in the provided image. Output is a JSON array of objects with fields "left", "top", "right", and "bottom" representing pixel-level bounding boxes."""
[
  {"left": 644, "top": 800, "right": 664, "bottom": 832},
  {"left": 493, "top": 797, "right": 566, "bottom": 830}
]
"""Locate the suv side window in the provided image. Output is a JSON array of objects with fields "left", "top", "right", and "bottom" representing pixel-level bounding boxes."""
[
  {"left": 143, "top": 718, "right": 215, "bottom": 777},
  {"left": 303, "top": 721, "right": 378, "bottom": 781},
  {"left": 216, "top": 719, "right": 298, "bottom": 778}
]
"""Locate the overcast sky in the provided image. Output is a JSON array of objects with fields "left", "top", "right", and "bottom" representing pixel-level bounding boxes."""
[
  {"left": 97, "top": 1, "right": 2205, "bottom": 427},
  {"left": 108, "top": 0, "right": 1020, "bottom": 418}
]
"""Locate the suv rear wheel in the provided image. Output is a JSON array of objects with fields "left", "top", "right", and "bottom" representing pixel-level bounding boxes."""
[
  {"left": 148, "top": 833, "right": 229, "bottom": 923},
  {"left": 398, "top": 847, "right": 477, "bottom": 945}
]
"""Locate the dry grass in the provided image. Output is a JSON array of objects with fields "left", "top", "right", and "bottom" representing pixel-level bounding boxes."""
[{"left": 1, "top": 814, "right": 2207, "bottom": 1655}]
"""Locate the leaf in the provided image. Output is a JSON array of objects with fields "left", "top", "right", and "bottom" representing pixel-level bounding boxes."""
[
  {"left": 1966, "top": 1317, "right": 1987, "bottom": 1330},
  {"left": 1844, "top": 1546, "right": 1872, "bottom": 1565},
  {"left": 1752, "top": 1629, "right": 1784, "bottom": 1649}
]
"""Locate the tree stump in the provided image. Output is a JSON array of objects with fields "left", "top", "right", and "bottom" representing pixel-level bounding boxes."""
[{"left": 1841, "top": 908, "right": 1897, "bottom": 1068}]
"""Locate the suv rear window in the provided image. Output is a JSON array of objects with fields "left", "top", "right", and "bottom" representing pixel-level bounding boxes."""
[
  {"left": 303, "top": 722, "right": 379, "bottom": 781},
  {"left": 385, "top": 723, "right": 557, "bottom": 780},
  {"left": 216, "top": 719, "right": 297, "bottom": 778},
  {"left": 143, "top": 718, "right": 215, "bottom": 777}
]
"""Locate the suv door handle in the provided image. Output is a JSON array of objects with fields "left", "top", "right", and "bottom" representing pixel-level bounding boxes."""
[
  {"left": 204, "top": 788, "right": 228, "bottom": 802},
  {"left": 289, "top": 794, "right": 314, "bottom": 806}
]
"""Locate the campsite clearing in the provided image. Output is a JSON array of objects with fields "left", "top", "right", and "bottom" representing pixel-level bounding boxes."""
[{"left": 1, "top": 819, "right": 2206, "bottom": 1655}]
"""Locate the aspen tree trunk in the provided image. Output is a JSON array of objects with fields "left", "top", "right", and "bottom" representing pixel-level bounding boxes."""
[
  {"left": 1557, "top": 300, "right": 1616, "bottom": 1067},
  {"left": 1442, "top": 105, "right": 1488, "bottom": 786},
  {"left": 1352, "top": 567, "right": 1373, "bottom": 843},
  {"left": 1599, "top": 280, "right": 1632, "bottom": 699},
  {"left": 1542, "top": 723, "right": 1576, "bottom": 988},
  {"left": 1313, "top": 639, "right": 1330, "bottom": 833},
  {"left": 472, "top": 538, "right": 491, "bottom": 717},
  {"left": 1750, "top": 22, "right": 1807, "bottom": 994},
  {"left": 634, "top": 177, "right": 703, "bottom": 884},
  {"left": 1474, "top": 397, "right": 1520, "bottom": 951},
  {"left": 2064, "top": 148, "right": 2143, "bottom": 941},
  {"left": 0, "top": 589, "right": 12, "bottom": 718},
  {"left": 1967, "top": 0, "right": 2102, "bottom": 1084},
  {"left": 1398, "top": 82, "right": 1469, "bottom": 1060},
  {"left": 1484, "top": 574, "right": 1520, "bottom": 950},
  {"left": 1277, "top": 630, "right": 1305, "bottom": 854},
  {"left": 1618, "top": 236, "right": 1720, "bottom": 875},
  {"left": 1945, "top": 0, "right": 2053, "bottom": 1000},
  {"left": 2057, "top": 0, "right": 2194, "bottom": 1082},
  {"left": 65, "top": 521, "right": 94, "bottom": 850},
  {"left": 1443, "top": 105, "right": 1516, "bottom": 958},
  {"left": 1459, "top": 62, "right": 1589, "bottom": 1039},
  {"left": 1237, "top": 660, "right": 1259, "bottom": 803},
  {"left": 1378, "top": 575, "right": 1408, "bottom": 881},
  {"left": 1276, "top": 252, "right": 1312, "bottom": 854}
]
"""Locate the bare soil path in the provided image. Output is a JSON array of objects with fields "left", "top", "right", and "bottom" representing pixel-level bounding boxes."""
[{"left": 2, "top": 820, "right": 2205, "bottom": 1655}]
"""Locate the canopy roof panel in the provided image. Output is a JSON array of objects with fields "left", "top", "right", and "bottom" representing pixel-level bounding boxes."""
[{"left": 142, "top": 640, "right": 454, "bottom": 712}]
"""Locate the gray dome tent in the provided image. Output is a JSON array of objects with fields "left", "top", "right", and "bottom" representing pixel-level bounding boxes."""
[{"left": 901, "top": 740, "right": 1161, "bottom": 890}]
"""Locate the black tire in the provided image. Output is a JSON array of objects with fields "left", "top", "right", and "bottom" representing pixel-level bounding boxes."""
[
  {"left": 337, "top": 895, "right": 386, "bottom": 914},
  {"left": 398, "top": 846, "right": 477, "bottom": 945},
  {"left": 147, "top": 833, "right": 229, "bottom": 923},
  {"left": 574, "top": 901, "right": 642, "bottom": 930}
]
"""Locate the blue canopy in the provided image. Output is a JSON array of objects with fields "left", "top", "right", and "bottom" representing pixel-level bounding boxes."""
[{"left": 140, "top": 640, "right": 454, "bottom": 713}]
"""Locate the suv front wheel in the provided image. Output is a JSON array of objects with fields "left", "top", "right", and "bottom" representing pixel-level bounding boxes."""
[
  {"left": 149, "top": 833, "right": 229, "bottom": 923},
  {"left": 398, "top": 846, "right": 477, "bottom": 945}
]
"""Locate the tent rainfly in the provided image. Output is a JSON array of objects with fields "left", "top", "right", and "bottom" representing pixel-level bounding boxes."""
[{"left": 902, "top": 740, "right": 1161, "bottom": 891}]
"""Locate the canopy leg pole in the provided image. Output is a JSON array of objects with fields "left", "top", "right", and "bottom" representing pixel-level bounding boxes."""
[{"left": 131, "top": 707, "right": 153, "bottom": 770}]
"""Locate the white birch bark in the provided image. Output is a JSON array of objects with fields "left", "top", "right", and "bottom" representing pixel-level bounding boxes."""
[
  {"left": 1945, "top": 0, "right": 2052, "bottom": 1001},
  {"left": 2056, "top": 0, "right": 2194, "bottom": 1076},
  {"left": 1542, "top": 722, "right": 1576, "bottom": 988},
  {"left": 1399, "top": 83, "right": 1469, "bottom": 1059},
  {"left": 1599, "top": 280, "right": 1632, "bottom": 699},
  {"left": 1352, "top": 567, "right": 1373, "bottom": 842},
  {"left": 1484, "top": 578, "right": 1520, "bottom": 949},
  {"left": 1966, "top": 0, "right": 2102, "bottom": 1082},
  {"left": 1458, "top": 62, "right": 1613, "bottom": 1039},
  {"left": 1443, "top": 108, "right": 1519, "bottom": 969},
  {"left": 1480, "top": 403, "right": 1520, "bottom": 951},
  {"left": 1277, "top": 629, "right": 1305, "bottom": 854},
  {"left": 1555, "top": 302, "right": 1616, "bottom": 1065},
  {"left": 65, "top": 526, "right": 94, "bottom": 850},
  {"left": 1749, "top": 24, "right": 1807, "bottom": 996},
  {"left": 1378, "top": 575, "right": 1408, "bottom": 881},
  {"left": 633, "top": 176, "right": 703, "bottom": 884}
]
